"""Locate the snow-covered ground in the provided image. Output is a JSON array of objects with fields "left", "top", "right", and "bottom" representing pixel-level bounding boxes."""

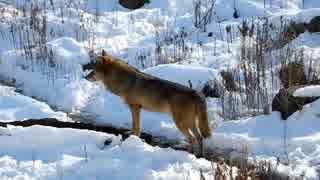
[
  {"left": 0, "top": 0, "right": 320, "bottom": 179},
  {"left": 0, "top": 85, "right": 67, "bottom": 122},
  {"left": 294, "top": 85, "right": 320, "bottom": 97},
  {"left": 0, "top": 125, "right": 218, "bottom": 180}
]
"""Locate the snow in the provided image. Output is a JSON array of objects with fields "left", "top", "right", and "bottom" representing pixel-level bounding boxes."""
[
  {"left": 0, "top": 125, "right": 216, "bottom": 180},
  {"left": 0, "top": 0, "right": 320, "bottom": 179},
  {"left": 46, "top": 37, "right": 90, "bottom": 65},
  {"left": 144, "top": 64, "right": 218, "bottom": 88},
  {"left": 294, "top": 85, "right": 320, "bottom": 97},
  {"left": 0, "top": 85, "right": 67, "bottom": 122},
  {"left": 287, "top": 8, "right": 320, "bottom": 23},
  {"left": 209, "top": 110, "right": 320, "bottom": 171}
]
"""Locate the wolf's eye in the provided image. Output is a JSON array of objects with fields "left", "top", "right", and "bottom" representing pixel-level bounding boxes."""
[
  {"left": 85, "top": 70, "right": 97, "bottom": 81},
  {"left": 85, "top": 70, "right": 94, "bottom": 76}
]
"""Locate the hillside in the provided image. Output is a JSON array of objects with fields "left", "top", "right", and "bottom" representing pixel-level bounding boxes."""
[{"left": 0, "top": 0, "right": 320, "bottom": 179}]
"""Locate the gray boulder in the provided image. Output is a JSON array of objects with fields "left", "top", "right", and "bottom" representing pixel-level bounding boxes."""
[
  {"left": 272, "top": 86, "right": 319, "bottom": 120},
  {"left": 119, "top": 0, "right": 148, "bottom": 10},
  {"left": 307, "top": 16, "right": 320, "bottom": 33}
]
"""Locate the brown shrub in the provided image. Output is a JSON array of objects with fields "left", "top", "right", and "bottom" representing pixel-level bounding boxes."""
[
  {"left": 279, "top": 62, "right": 307, "bottom": 88},
  {"left": 220, "top": 70, "right": 238, "bottom": 92}
]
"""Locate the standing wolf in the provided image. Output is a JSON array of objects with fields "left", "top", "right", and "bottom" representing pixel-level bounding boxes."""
[{"left": 84, "top": 50, "right": 212, "bottom": 148}]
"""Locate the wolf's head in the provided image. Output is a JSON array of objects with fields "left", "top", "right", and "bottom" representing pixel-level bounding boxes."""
[{"left": 84, "top": 49, "right": 113, "bottom": 82}]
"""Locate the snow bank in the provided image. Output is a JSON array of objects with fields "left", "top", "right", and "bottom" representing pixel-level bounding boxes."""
[
  {"left": 288, "top": 8, "right": 320, "bottom": 23},
  {"left": 0, "top": 85, "right": 67, "bottom": 122},
  {"left": 206, "top": 101, "right": 320, "bottom": 179},
  {"left": 0, "top": 0, "right": 320, "bottom": 178},
  {"left": 47, "top": 37, "right": 90, "bottom": 65},
  {"left": 144, "top": 64, "right": 218, "bottom": 88},
  {"left": 0, "top": 37, "right": 97, "bottom": 112},
  {"left": 0, "top": 125, "right": 216, "bottom": 180},
  {"left": 294, "top": 85, "right": 320, "bottom": 97}
]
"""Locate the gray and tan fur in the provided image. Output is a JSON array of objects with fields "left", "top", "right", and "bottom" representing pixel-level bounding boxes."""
[{"left": 85, "top": 50, "right": 212, "bottom": 145}]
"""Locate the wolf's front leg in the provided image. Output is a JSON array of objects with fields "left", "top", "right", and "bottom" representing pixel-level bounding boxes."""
[
  {"left": 187, "top": 138, "right": 204, "bottom": 158},
  {"left": 128, "top": 104, "right": 141, "bottom": 136}
]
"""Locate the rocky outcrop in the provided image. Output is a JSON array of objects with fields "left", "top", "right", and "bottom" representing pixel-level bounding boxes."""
[
  {"left": 272, "top": 86, "right": 319, "bottom": 120},
  {"left": 277, "top": 16, "right": 320, "bottom": 49},
  {"left": 306, "top": 16, "right": 320, "bottom": 33},
  {"left": 201, "top": 81, "right": 222, "bottom": 98},
  {"left": 119, "top": 0, "right": 149, "bottom": 10}
]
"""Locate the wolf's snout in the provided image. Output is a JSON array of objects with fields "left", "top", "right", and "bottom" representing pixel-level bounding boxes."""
[{"left": 85, "top": 71, "right": 96, "bottom": 81}]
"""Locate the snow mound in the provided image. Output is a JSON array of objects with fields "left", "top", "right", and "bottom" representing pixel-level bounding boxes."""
[
  {"left": 144, "top": 64, "right": 218, "bottom": 88},
  {"left": 294, "top": 85, "right": 320, "bottom": 97},
  {"left": 0, "top": 125, "right": 214, "bottom": 180},
  {"left": 0, "top": 85, "right": 67, "bottom": 122},
  {"left": 47, "top": 37, "right": 90, "bottom": 65},
  {"left": 206, "top": 101, "right": 320, "bottom": 179}
]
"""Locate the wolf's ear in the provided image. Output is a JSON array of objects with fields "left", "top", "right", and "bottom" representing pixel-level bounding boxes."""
[
  {"left": 102, "top": 49, "right": 107, "bottom": 56},
  {"left": 97, "top": 56, "right": 109, "bottom": 64}
]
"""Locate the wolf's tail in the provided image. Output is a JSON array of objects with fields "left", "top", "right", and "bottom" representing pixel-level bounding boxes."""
[{"left": 197, "top": 96, "right": 212, "bottom": 138}]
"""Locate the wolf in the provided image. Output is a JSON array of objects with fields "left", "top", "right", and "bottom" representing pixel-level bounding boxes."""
[{"left": 84, "top": 50, "right": 212, "bottom": 147}]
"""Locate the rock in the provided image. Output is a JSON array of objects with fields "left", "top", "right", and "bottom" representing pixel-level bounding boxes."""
[
  {"left": 272, "top": 86, "right": 319, "bottom": 120},
  {"left": 307, "top": 16, "right": 320, "bottom": 33},
  {"left": 119, "top": 0, "right": 149, "bottom": 10},
  {"left": 275, "top": 17, "right": 320, "bottom": 49},
  {"left": 201, "top": 81, "right": 222, "bottom": 98},
  {"left": 282, "top": 22, "right": 307, "bottom": 41},
  {"left": 279, "top": 62, "right": 307, "bottom": 88},
  {"left": 104, "top": 138, "right": 113, "bottom": 146},
  {"left": 273, "top": 16, "right": 320, "bottom": 50}
]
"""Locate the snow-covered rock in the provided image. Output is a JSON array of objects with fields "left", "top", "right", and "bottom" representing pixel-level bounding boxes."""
[{"left": 294, "top": 85, "right": 320, "bottom": 97}]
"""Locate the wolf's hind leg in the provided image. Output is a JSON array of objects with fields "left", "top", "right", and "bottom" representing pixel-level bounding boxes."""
[
  {"left": 171, "top": 108, "right": 195, "bottom": 147},
  {"left": 190, "top": 127, "right": 204, "bottom": 157}
]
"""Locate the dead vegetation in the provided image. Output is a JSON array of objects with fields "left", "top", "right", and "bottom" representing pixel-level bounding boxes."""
[
  {"left": 0, "top": 1, "right": 320, "bottom": 179},
  {"left": 279, "top": 16, "right": 320, "bottom": 49},
  {"left": 217, "top": 16, "right": 320, "bottom": 121}
]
